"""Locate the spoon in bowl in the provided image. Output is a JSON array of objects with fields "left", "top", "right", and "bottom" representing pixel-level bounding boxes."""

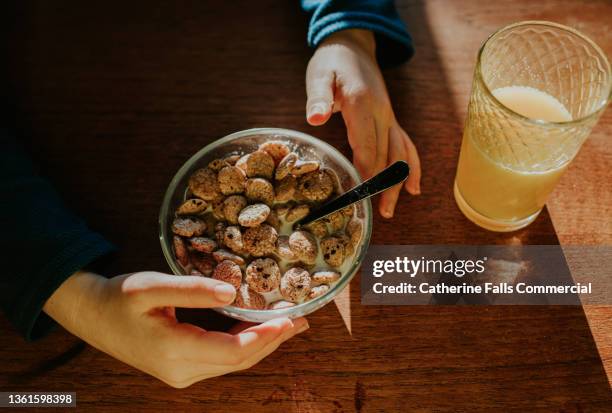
[{"left": 295, "top": 160, "right": 410, "bottom": 228}]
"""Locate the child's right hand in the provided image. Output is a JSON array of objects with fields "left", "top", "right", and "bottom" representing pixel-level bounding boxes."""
[
  {"left": 43, "top": 270, "right": 308, "bottom": 388},
  {"left": 305, "top": 29, "right": 422, "bottom": 218}
]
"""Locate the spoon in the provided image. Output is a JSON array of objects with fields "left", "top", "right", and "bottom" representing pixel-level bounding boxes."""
[{"left": 296, "top": 160, "right": 410, "bottom": 227}]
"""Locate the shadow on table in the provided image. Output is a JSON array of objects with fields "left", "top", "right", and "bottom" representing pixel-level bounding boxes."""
[
  {"left": 178, "top": 9, "right": 611, "bottom": 410},
  {"left": 1, "top": 0, "right": 610, "bottom": 410},
  {"left": 334, "top": 1, "right": 612, "bottom": 410}
]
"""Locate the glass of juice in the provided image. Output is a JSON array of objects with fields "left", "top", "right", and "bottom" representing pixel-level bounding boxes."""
[{"left": 454, "top": 21, "right": 611, "bottom": 232}]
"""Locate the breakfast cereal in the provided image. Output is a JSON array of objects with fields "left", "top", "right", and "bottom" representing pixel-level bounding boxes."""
[{"left": 170, "top": 140, "right": 364, "bottom": 312}]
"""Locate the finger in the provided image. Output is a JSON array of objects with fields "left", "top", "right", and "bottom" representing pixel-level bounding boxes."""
[
  {"left": 374, "top": 118, "right": 390, "bottom": 175},
  {"left": 378, "top": 126, "right": 405, "bottom": 218},
  {"left": 402, "top": 131, "right": 422, "bottom": 195},
  {"left": 226, "top": 317, "right": 309, "bottom": 373},
  {"left": 123, "top": 272, "right": 236, "bottom": 311},
  {"left": 172, "top": 317, "right": 306, "bottom": 366},
  {"left": 224, "top": 317, "right": 308, "bottom": 367},
  {"left": 169, "top": 318, "right": 309, "bottom": 386},
  {"left": 342, "top": 104, "right": 377, "bottom": 179},
  {"left": 305, "top": 65, "right": 334, "bottom": 126},
  {"left": 227, "top": 321, "right": 258, "bottom": 335}
]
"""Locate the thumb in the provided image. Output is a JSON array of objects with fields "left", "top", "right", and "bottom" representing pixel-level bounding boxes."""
[
  {"left": 305, "top": 68, "right": 334, "bottom": 126},
  {"left": 122, "top": 272, "right": 236, "bottom": 311}
]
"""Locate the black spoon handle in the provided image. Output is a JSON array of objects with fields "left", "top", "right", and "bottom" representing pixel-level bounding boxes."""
[{"left": 297, "top": 160, "right": 410, "bottom": 227}]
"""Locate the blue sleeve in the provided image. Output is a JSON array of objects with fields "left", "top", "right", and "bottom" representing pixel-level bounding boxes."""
[
  {"left": 0, "top": 131, "right": 116, "bottom": 341},
  {"left": 301, "top": 0, "right": 414, "bottom": 67}
]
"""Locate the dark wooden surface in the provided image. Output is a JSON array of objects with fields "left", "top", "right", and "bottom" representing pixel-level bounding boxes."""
[{"left": 1, "top": 1, "right": 611, "bottom": 412}]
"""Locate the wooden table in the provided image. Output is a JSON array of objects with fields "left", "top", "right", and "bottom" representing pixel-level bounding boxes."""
[{"left": 2, "top": 0, "right": 611, "bottom": 411}]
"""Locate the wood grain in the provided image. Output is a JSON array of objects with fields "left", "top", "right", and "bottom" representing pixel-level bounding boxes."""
[{"left": 1, "top": 1, "right": 610, "bottom": 411}]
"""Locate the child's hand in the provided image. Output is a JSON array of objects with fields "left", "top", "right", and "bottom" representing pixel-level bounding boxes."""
[
  {"left": 43, "top": 271, "right": 308, "bottom": 388},
  {"left": 305, "top": 29, "right": 421, "bottom": 218}
]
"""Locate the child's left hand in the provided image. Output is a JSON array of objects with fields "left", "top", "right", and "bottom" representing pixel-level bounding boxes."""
[{"left": 305, "top": 29, "right": 421, "bottom": 218}]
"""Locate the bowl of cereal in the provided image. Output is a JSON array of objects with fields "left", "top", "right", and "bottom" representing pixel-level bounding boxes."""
[{"left": 159, "top": 128, "right": 372, "bottom": 322}]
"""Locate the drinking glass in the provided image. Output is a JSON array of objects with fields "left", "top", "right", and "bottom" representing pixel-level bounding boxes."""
[{"left": 454, "top": 21, "right": 611, "bottom": 232}]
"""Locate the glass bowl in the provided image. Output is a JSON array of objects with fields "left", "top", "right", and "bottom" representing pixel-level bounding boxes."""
[{"left": 159, "top": 128, "right": 373, "bottom": 323}]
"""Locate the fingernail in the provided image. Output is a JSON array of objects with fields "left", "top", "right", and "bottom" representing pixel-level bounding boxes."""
[
  {"left": 269, "top": 317, "right": 294, "bottom": 331},
  {"left": 309, "top": 103, "right": 327, "bottom": 117},
  {"left": 292, "top": 318, "right": 309, "bottom": 334},
  {"left": 407, "top": 182, "right": 421, "bottom": 195},
  {"left": 214, "top": 284, "right": 236, "bottom": 303},
  {"left": 297, "top": 322, "right": 310, "bottom": 334},
  {"left": 381, "top": 207, "right": 393, "bottom": 219}
]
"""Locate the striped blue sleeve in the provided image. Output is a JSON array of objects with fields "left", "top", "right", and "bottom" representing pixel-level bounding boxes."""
[{"left": 301, "top": 0, "right": 414, "bottom": 67}]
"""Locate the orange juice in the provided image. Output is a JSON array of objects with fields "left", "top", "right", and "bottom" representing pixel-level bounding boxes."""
[{"left": 455, "top": 86, "right": 572, "bottom": 229}]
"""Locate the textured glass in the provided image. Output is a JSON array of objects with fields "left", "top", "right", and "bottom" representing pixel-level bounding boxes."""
[{"left": 455, "top": 21, "right": 611, "bottom": 231}]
